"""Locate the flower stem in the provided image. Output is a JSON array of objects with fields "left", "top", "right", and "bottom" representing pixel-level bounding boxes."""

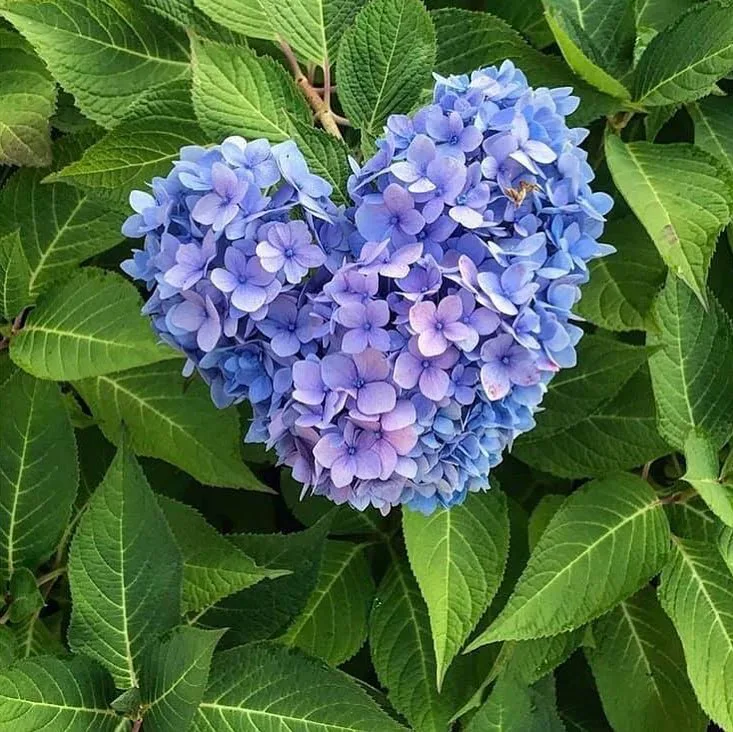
[{"left": 278, "top": 40, "right": 344, "bottom": 141}]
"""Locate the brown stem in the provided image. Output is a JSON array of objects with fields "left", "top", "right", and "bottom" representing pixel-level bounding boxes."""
[
  {"left": 331, "top": 113, "right": 352, "bottom": 128},
  {"left": 131, "top": 720, "right": 143, "bottom": 732},
  {"left": 278, "top": 40, "right": 344, "bottom": 140}
]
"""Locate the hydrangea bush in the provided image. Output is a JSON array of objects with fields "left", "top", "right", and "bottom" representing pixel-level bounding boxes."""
[{"left": 1, "top": 1, "right": 733, "bottom": 731}]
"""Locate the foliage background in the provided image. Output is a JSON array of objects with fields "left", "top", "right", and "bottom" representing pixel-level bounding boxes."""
[{"left": 0, "top": 0, "right": 732, "bottom": 730}]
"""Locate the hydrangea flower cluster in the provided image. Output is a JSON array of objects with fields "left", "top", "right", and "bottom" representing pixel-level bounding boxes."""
[{"left": 123, "top": 61, "right": 613, "bottom": 515}]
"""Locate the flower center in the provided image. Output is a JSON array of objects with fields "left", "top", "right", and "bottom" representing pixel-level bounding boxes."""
[
  {"left": 501, "top": 355, "right": 510, "bottom": 366},
  {"left": 450, "top": 134, "right": 460, "bottom": 145},
  {"left": 363, "top": 322, "right": 372, "bottom": 331},
  {"left": 421, "top": 359, "right": 431, "bottom": 369},
  {"left": 389, "top": 215, "right": 400, "bottom": 225},
  {"left": 435, "top": 322, "right": 444, "bottom": 331},
  {"left": 456, "top": 194, "right": 467, "bottom": 205},
  {"left": 284, "top": 247, "right": 295, "bottom": 258},
  {"left": 288, "top": 323, "right": 296, "bottom": 332},
  {"left": 355, "top": 377, "right": 365, "bottom": 388},
  {"left": 347, "top": 445, "right": 357, "bottom": 456}
]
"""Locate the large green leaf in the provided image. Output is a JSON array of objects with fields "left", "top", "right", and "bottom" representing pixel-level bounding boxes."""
[
  {"left": 139, "top": 626, "right": 223, "bottom": 732},
  {"left": 47, "top": 81, "right": 207, "bottom": 205},
  {"left": 431, "top": 8, "right": 617, "bottom": 126},
  {"left": 488, "top": 0, "right": 552, "bottom": 48},
  {"left": 576, "top": 216, "right": 665, "bottom": 332},
  {"left": 337, "top": 0, "right": 436, "bottom": 139},
  {"left": 68, "top": 441, "right": 183, "bottom": 688},
  {"left": 543, "top": 0, "right": 634, "bottom": 99},
  {"left": 282, "top": 539, "right": 374, "bottom": 666},
  {"left": 193, "top": 642, "right": 406, "bottom": 731},
  {"left": 7, "top": 568, "right": 43, "bottom": 624},
  {"left": 605, "top": 135, "right": 733, "bottom": 305},
  {"left": 0, "top": 28, "right": 56, "bottom": 167},
  {"left": 666, "top": 495, "right": 721, "bottom": 543},
  {"left": 634, "top": 1, "right": 733, "bottom": 107},
  {"left": 647, "top": 274, "right": 733, "bottom": 450},
  {"left": 506, "top": 629, "right": 583, "bottom": 685},
  {"left": 198, "top": 517, "right": 331, "bottom": 645},
  {"left": 10, "top": 269, "right": 175, "bottom": 380},
  {"left": 0, "top": 656, "right": 119, "bottom": 731},
  {"left": 586, "top": 586, "right": 706, "bottom": 731},
  {"left": 75, "top": 361, "right": 267, "bottom": 490},
  {"left": 635, "top": 0, "right": 695, "bottom": 33},
  {"left": 1, "top": 0, "right": 190, "bottom": 128},
  {"left": 515, "top": 367, "right": 669, "bottom": 477},
  {"left": 0, "top": 371, "right": 77, "bottom": 582},
  {"left": 191, "top": 37, "right": 309, "bottom": 142},
  {"left": 469, "top": 473, "right": 670, "bottom": 645},
  {"left": 193, "top": 0, "right": 274, "bottom": 41},
  {"left": 370, "top": 554, "right": 468, "bottom": 731},
  {"left": 658, "top": 537, "right": 733, "bottom": 729},
  {"left": 689, "top": 95, "right": 733, "bottom": 177},
  {"left": 0, "top": 137, "right": 125, "bottom": 296},
  {"left": 465, "top": 673, "right": 565, "bottom": 732},
  {"left": 682, "top": 429, "right": 733, "bottom": 526},
  {"left": 402, "top": 490, "right": 509, "bottom": 687},
  {"left": 158, "top": 496, "right": 288, "bottom": 615},
  {"left": 260, "top": 0, "right": 365, "bottom": 65},
  {"left": 0, "top": 230, "right": 32, "bottom": 322}
]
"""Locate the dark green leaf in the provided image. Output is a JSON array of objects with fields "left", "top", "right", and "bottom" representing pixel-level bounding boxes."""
[{"left": 7, "top": 568, "right": 42, "bottom": 623}]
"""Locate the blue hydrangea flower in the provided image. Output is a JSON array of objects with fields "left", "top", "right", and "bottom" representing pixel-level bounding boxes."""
[{"left": 123, "top": 61, "right": 614, "bottom": 516}]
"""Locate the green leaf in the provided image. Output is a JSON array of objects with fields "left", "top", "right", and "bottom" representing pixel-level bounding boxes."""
[
  {"left": 260, "top": 0, "right": 365, "bottom": 65},
  {"left": 0, "top": 137, "right": 126, "bottom": 297},
  {"left": 7, "top": 568, "right": 42, "bottom": 623},
  {"left": 506, "top": 629, "right": 584, "bottom": 684},
  {"left": 0, "top": 627, "right": 16, "bottom": 667},
  {"left": 191, "top": 37, "right": 309, "bottom": 142},
  {"left": 337, "top": 0, "right": 436, "bottom": 139},
  {"left": 635, "top": 0, "right": 695, "bottom": 33},
  {"left": 576, "top": 216, "right": 665, "bottom": 332},
  {"left": 289, "top": 117, "right": 350, "bottom": 205},
  {"left": 470, "top": 473, "right": 670, "bottom": 645},
  {"left": 1, "top": 0, "right": 190, "bottom": 128},
  {"left": 588, "top": 586, "right": 706, "bottom": 731},
  {"left": 68, "top": 441, "right": 183, "bottom": 688},
  {"left": 282, "top": 539, "right": 374, "bottom": 666},
  {"left": 10, "top": 269, "right": 175, "bottom": 380},
  {"left": 157, "top": 496, "right": 288, "bottom": 615},
  {"left": 0, "top": 28, "right": 56, "bottom": 167},
  {"left": 666, "top": 495, "right": 721, "bottom": 543},
  {"left": 370, "top": 554, "right": 461, "bottom": 731},
  {"left": 720, "top": 526, "right": 733, "bottom": 572},
  {"left": 432, "top": 8, "right": 617, "bottom": 126},
  {"left": 193, "top": 0, "right": 274, "bottom": 41},
  {"left": 0, "top": 371, "right": 77, "bottom": 582},
  {"left": 193, "top": 641, "right": 406, "bottom": 731},
  {"left": 527, "top": 494, "right": 566, "bottom": 552},
  {"left": 516, "top": 367, "right": 669, "bottom": 478},
  {"left": 647, "top": 274, "right": 733, "bottom": 450},
  {"left": 605, "top": 135, "right": 733, "bottom": 305},
  {"left": 0, "top": 230, "right": 32, "bottom": 322},
  {"left": 465, "top": 673, "right": 565, "bottom": 732},
  {"left": 0, "top": 656, "right": 119, "bottom": 731},
  {"left": 658, "top": 537, "right": 733, "bottom": 729},
  {"left": 402, "top": 490, "right": 509, "bottom": 687},
  {"left": 11, "top": 611, "right": 66, "bottom": 661},
  {"left": 198, "top": 516, "right": 331, "bottom": 644},
  {"left": 140, "top": 626, "right": 224, "bottom": 732},
  {"left": 634, "top": 1, "right": 733, "bottom": 107},
  {"left": 75, "top": 361, "right": 268, "bottom": 490},
  {"left": 46, "top": 81, "right": 207, "bottom": 205},
  {"left": 543, "top": 6, "right": 632, "bottom": 99},
  {"left": 683, "top": 429, "right": 733, "bottom": 526},
  {"left": 689, "top": 95, "right": 733, "bottom": 177},
  {"left": 487, "top": 0, "right": 552, "bottom": 48}
]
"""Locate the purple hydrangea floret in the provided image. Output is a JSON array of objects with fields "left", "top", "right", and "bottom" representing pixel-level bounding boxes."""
[{"left": 123, "top": 61, "right": 614, "bottom": 516}]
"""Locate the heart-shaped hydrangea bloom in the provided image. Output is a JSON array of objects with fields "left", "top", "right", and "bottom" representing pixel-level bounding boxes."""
[{"left": 123, "top": 61, "right": 614, "bottom": 515}]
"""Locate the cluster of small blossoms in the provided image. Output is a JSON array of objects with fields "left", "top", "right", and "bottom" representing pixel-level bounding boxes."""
[{"left": 123, "top": 61, "right": 613, "bottom": 515}]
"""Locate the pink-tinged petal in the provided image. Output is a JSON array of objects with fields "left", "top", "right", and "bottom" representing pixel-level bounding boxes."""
[
  {"left": 357, "top": 381, "right": 396, "bottom": 415},
  {"left": 393, "top": 352, "right": 421, "bottom": 389},
  {"left": 433, "top": 346, "right": 460, "bottom": 370},
  {"left": 336, "top": 303, "right": 366, "bottom": 329},
  {"left": 341, "top": 328, "right": 369, "bottom": 354},
  {"left": 420, "top": 367, "right": 450, "bottom": 401},
  {"left": 313, "top": 433, "right": 344, "bottom": 468},
  {"left": 330, "top": 456, "right": 356, "bottom": 487},
  {"left": 442, "top": 321, "right": 474, "bottom": 344},
  {"left": 355, "top": 450, "right": 383, "bottom": 481},
  {"left": 395, "top": 456, "right": 417, "bottom": 479},
  {"left": 480, "top": 363, "right": 511, "bottom": 400},
  {"left": 385, "top": 425, "right": 418, "bottom": 455},
  {"left": 409, "top": 301, "right": 436, "bottom": 333},
  {"left": 366, "top": 299, "right": 390, "bottom": 327},
  {"left": 382, "top": 400, "right": 416, "bottom": 431},
  {"left": 511, "top": 359, "right": 541, "bottom": 387},
  {"left": 353, "top": 348, "right": 390, "bottom": 382},
  {"left": 374, "top": 442, "right": 397, "bottom": 480},
  {"left": 418, "top": 329, "right": 448, "bottom": 357},
  {"left": 437, "top": 294, "right": 463, "bottom": 322}
]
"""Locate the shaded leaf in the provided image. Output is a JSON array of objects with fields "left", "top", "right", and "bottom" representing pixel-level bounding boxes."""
[
  {"left": 666, "top": 495, "right": 721, "bottom": 543},
  {"left": 7, "top": 568, "right": 42, "bottom": 623},
  {"left": 689, "top": 94, "right": 733, "bottom": 177},
  {"left": 683, "top": 428, "right": 733, "bottom": 526},
  {"left": 193, "top": 0, "right": 274, "bottom": 41},
  {"left": 0, "top": 230, "right": 32, "bottom": 322}
]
